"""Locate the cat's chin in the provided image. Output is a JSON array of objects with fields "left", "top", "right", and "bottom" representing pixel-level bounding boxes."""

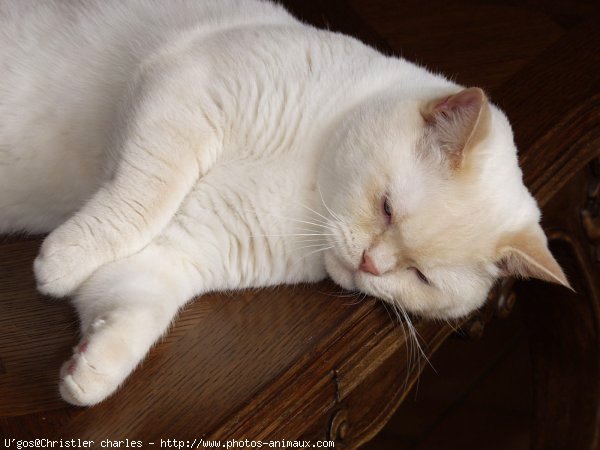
[{"left": 324, "top": 250, "right": 357, "bottom": 291}]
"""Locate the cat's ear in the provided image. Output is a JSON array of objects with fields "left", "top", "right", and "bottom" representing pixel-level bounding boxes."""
[
  {"left": 496, "top": 223, "right": 571, "bottom": 289},
  {"left": 422, "top": 87, "right": 490, "bottom": 169}
]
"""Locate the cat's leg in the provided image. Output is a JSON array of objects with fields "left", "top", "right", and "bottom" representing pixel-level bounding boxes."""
[
  {"left": 34, "top": 61, "right": 222, "bottom": 297},
  {"left": 58, "top": 242, "right": 199, "bottom": 406}
]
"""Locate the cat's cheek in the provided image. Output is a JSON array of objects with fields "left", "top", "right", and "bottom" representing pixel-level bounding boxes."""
[{"left": 324, "top": 251, "right": 356, "bottom": 291}]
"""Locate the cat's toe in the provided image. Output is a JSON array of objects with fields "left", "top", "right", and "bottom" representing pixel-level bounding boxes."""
[
  {"left": 58, "top": 351, "right": 121, "bottom": 406},
  {"left": 58, "top": 335, "right": 130, "bottom": 406},
  {"left": 34, "top": 239, "right": 96, "bottom": 298}
]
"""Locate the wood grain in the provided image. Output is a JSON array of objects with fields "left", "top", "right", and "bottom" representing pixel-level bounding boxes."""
[{"left": 522, "top": 165, "right": 600, "bottom": 450}]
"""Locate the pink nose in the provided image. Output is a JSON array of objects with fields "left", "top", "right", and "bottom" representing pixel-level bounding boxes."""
[{"left": 359, "top": 251, "right": 380, "bottom": 276}]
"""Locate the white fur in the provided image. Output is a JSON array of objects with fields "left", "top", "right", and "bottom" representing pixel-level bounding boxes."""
[{"left": 0, "top": 0, "right": 542, "bottom": 405}]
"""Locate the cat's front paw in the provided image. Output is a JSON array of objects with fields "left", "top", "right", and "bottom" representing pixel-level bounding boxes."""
[{"left": 34, "top": 229, "right": 100, "bottom": 297}]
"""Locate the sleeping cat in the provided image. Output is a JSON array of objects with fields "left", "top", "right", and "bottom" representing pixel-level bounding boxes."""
[{"left": 0, "top": 0, "right": 569, "bottom": 406}]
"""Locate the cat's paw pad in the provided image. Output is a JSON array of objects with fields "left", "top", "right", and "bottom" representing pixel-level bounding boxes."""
[
  {"left": 34, "top": 232, "right": 99, "bottom": 297},
  {"left": 59, "top": 356, "right": 117, "bottom": 406},
  {"left": 59, "top": 329, "right": 131, "bottom": 406}
]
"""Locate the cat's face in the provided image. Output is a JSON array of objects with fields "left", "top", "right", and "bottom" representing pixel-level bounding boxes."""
[{"left": 319, "top": 88, "right": 568, "bottom": 319}]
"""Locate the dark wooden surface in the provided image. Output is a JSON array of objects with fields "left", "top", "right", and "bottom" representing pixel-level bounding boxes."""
[
  {"left": 364, "top": 286, "right": 534, "bottom": 450},
  {"left": 1, "top": 0, "right": 599, "bottom": 448}
]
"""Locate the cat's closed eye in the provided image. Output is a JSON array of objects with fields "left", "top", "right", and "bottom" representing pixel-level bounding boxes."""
[
  {"left": 382, "top": 195, "right": 393, "bottom": 223},
  {"left": 410, "top": 267, "right": 430, "bottom": 285}
]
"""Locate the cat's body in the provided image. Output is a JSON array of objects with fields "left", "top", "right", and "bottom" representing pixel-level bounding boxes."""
[
  {"left": 0, "top": 0, "right": 295, "bottom": 231},
  {"left": 0, "top": 0, "right": 568, "bottom": 406}
]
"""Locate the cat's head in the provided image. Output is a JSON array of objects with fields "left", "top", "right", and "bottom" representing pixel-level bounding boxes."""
[{"left": 318, "top": 87, "right": 569, "bottom": 319}]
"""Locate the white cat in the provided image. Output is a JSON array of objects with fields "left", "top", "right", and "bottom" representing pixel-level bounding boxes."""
[{"left": 0, "top": 0, "right": 569, "bottom": 406}]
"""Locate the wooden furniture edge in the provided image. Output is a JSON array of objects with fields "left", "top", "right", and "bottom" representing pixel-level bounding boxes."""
[{"left": 210, "top": 297, "right": 459, "bottom": 447}]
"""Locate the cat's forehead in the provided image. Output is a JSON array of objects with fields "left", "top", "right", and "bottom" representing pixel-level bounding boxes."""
[
  {"left": 398, "top": 193, "right": 502, "bottom": 264},
  {"left": 386, "top": 168, "right": 432, "bottom": 218}
]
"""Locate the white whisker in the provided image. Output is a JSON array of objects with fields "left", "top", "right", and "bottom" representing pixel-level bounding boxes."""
[
  {"left": 317, "top": 186, "right": 343, "bottom": 222},
  {"left": 240, "top": 207, "right": 336, "bottom": 231},
  {"left": 297, "top": 237, "right": 329, "bottom": 243},
  {"left": 296, "top": 243, "right": 332, "bottom": 251},
  {"left": 293, "top": 199, "right": 337, "bottom": 226},
  {"left": 291, "top": 245, "right": 333, "bottom": 268},
  {"left": 250, "top": 233, "right": 335, "bottom": 238},
  {"left": 398, "top": 304, "right": 435, "bottom": 373}
]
